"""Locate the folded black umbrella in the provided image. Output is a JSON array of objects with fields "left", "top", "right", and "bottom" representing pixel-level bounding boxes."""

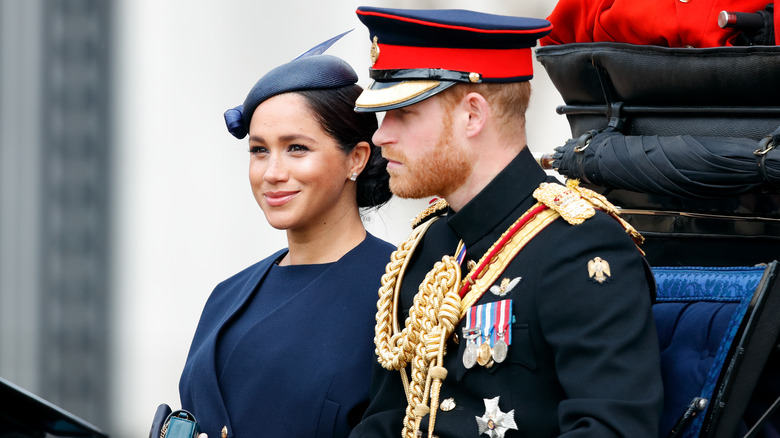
[{"left": 551, "top": 130, "right": 780, "bottom": 199}]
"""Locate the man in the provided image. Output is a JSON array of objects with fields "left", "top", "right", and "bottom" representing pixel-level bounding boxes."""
[{"left": 349, "top": 6, "right": 664, "bottom": 438}]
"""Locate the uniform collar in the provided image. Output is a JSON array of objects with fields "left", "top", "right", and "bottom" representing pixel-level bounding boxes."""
[{"left": 446, "top": 147, "right": 547, "bottom": 248}]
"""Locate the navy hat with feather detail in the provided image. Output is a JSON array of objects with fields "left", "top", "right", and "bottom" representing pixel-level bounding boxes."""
[
  {"left": 224, "top": 30, "right": 357, "bottom": 139},
  {"left": 353, "top": 7, "right": 552, "bottom": 112}
]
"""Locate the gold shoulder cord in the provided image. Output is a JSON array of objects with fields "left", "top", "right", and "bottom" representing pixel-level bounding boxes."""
[{"left": 375, "top": 214, "right": 463, "bottom": 438}]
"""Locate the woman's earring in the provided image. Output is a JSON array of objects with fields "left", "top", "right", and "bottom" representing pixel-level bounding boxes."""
[{"left": 349, "top": 172, "right": 358, "bottom": 181}]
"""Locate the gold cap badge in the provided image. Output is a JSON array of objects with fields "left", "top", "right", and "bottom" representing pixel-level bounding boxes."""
[{"left": 370, "top": 36, "right": 380, "bottom": 66}]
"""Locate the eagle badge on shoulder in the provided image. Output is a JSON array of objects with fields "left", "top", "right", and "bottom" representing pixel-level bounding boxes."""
[{"left": 588, "top": 257, "right": 611, "bottom": 284}]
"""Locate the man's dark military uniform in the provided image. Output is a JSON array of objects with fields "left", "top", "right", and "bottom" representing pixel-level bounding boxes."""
[
  {"left": 348, "top": 6, "right": 664, "bottom": 437},
  {"left": 350, "top": 148, "right": 663, "bottom": 438}
]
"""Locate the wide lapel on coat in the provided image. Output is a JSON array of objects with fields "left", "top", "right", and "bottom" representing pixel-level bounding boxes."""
[{"left": 186, "top": 248, "right": 286, "bottom": 435}]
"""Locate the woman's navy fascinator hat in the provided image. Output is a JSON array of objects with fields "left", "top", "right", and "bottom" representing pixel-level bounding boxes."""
[{"left": 224, "top": 30, "right": 358, "bottom": 139}]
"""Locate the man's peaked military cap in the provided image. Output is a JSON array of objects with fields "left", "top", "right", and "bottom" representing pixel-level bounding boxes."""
[{"left": 354, "top": 7, "right": 553, "bottom": 112}]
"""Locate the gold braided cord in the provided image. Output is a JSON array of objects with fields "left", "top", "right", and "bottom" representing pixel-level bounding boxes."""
[
  {"left": 411, "top": 198, "right": 449, "bottom": 228},
  {"left": 564, "top": 179, "right": 644, "bottom": 245},
  {"left": 375, "top": 218, "right": 440, "bottom": 372},
  {"left": 533, "top": 179, "right": 644, "bottom": 249},
  {"left": 400, "top": 255, "right": 461, "bottom": 438},
  {"left": 375, "top": 216, "right": 463, "bottom": 438}
]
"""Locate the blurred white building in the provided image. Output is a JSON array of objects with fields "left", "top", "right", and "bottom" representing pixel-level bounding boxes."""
[{"left": 0, "top": 0, "right": 567, "bottom": 436}]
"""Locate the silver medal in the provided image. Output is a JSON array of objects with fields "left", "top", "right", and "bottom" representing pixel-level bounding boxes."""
[
  {"left": 492, "top": 338, "right": 508, "bottom": 363},
  {"left": 462, "top": 327, "right": 480, "bottom": 369},
  {"left": 463, "top": 342, "right": 477, "bottom": 369}
]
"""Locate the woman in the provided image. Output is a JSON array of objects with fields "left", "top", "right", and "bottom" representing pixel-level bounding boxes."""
[{"left": 177, "top": 51, "right": 394, "bottom": 438}]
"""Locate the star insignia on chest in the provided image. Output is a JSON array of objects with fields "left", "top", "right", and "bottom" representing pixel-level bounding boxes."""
[
  {"left": 588, "top": 256, "right": 611, "bottom": 284},
  {"left": 475, "top": 396, "right": 517, "bottom": 438},
  {"left": 490, "top": 277, "right": 521, "bottom": 296}
]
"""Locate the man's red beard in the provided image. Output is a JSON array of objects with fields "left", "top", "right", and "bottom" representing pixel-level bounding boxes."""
[{"left": 384, "top": 113, "right": 472, "bottom": 199}]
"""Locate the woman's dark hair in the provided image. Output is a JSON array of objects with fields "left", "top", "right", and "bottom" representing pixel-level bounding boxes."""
[{"left": 298, "top": 84, "right": 391, "bottom": 209}]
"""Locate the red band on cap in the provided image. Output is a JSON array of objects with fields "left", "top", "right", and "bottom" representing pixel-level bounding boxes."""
[{"left": 373, "top": 44, "right": 533, "bottom": 79}]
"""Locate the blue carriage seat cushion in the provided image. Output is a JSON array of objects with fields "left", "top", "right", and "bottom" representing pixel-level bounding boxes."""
[{"left": 652, "top": 265, "right": 766, "bottom": 436}]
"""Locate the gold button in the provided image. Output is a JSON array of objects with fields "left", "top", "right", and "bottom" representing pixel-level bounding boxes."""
[{"left": 221, "top": 426, "right": 228, "bottom": 438}]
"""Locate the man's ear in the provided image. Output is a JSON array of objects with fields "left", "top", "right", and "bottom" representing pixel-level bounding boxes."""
[{"left": 463, "top": 92, "right": 489, "bottom": 138}]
